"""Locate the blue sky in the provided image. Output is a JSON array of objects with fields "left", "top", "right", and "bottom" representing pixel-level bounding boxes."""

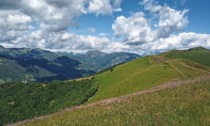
[
  {"left": 184, "top": 0, "right": 210, "bottom": 34},
  {"left": 0, "top": 0, "right": 210, "bottom": 55},
  {"left": 75, "top": 0, "right": 210, "bottom": 37}
]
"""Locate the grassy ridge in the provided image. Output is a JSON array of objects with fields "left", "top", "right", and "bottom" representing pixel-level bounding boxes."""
[
  {"left": 7, "top": 47, "right": 210, "bottom": 125},
  {"left": 20, "top": 76, "right": 210, "bottom": 126},
  {"left": 0, "top": 79, "right": 99, "bottom": 126},
  {"left": 160, "top": 47, "right": 210, "bottom": 67},
  {"left": 88, "top": 56, "right": 210, "bottom": 103}
]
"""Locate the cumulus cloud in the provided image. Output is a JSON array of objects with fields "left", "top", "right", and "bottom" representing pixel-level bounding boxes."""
[
  {"left": 0, "top": 10, "right": 33, "bottom": 44},
  {"left": 1, "top": 29, "right": 114, "bottom": 53},
  {"left": 20, "top": 0, "right": 87, "bottom": 31},
  {"left": 113, "top": 0, "right": 189, "bottom": 45},
  {"left": 0, "top": 0, "right": 123, "bottom": 53},
  {"left": 0, "top": 0, "right": 122, "bottom": 32},
  {"left": 87, "top": 0, "right": 122, "bottom": 15},
  {"left": 143, "top": 0, "right": 189, "bottom": 39},
  {"left": 0, "top": 0, "right": 210, "bottom": 55},
  {"left": 153, "top": 33, "right": 210, "bottom": 50},
  {"left": 110, "top": 0, "right": 208, "bottom": 55},
  {"left": 112, "top": 12, "right": 153, "bottom": 44}
]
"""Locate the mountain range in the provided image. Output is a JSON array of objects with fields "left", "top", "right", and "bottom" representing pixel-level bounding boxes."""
[
  {"left": 0, "top": 46, "right": 93, "bottom": 83},
  {"left": 0, "top": 46, "right": 139, "bottom": 83},
  {"left": 1, "top": 46, "right": 210, "bottom": 125},
  {"left": 65, "top": 50, "right": 140, "bottom": 71}
]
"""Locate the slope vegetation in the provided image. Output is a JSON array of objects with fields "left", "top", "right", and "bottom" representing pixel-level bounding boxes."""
[
  {"left": 0, "top": 79, "right": 99, "bottom": 126},
  {"left": 8, "top": 47, "right": 210, "bottom": 125},
  {"left": 16, "top": 76, "right": 210, "bottom": 126},
  {"left": 89, "top": 54, "right": 210, "bottom": 102},
  {"left": 160, "top": 47, "right": 210, "bottom": 66}
]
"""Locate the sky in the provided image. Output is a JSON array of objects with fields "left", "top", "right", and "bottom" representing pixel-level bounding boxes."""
[{"left": 0, "top": 0, "right": 210, "bottom": 55}]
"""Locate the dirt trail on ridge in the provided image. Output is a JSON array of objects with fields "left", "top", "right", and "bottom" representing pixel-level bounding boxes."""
[
  {"left": 79, "top": 75, "right": 210, "bottom": 109},
  {"left": 11, "top": 75, "right": 210, "bottom": 126}
]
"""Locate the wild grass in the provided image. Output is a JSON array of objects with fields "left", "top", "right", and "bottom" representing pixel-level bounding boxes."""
[
  {"left": 160, "top": 47, "right": 210, "bottom": 67},
  {"left": 88, "top": 56, "right": 210, "bottom": 103},
  {"left": 8, "top": 48, "right": 210, "bottom": 125},
  {"left": 19, "top": 76, "right": 210, "bottom": 126}
]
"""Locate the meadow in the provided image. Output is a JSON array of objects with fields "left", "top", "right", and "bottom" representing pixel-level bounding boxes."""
[
  {"left": 88, "top": 55, "right": 210, "bottom": 103},
  {"left": 19, "top": 76, "right": 210, "bottom": 126}
]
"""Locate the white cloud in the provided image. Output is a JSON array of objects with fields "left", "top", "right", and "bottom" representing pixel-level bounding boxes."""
[
  {"left": 0, "top": 0, "right": 210, "bottom": 55},
  {"left": 88, "top": 0, "right": 112, "bottom": 15},
  {"left": 111, "top": 0, "right": 210, "bottom": 55},
  {"left": 113, "top": 0, "right": 189, "bottom": 45},
  {"left": 2, "top": 30, "right": 112, "bottom": 52},
  {"left": 88, "top": 28, "right": 96, "bottom": 33},
  {"left": 112, "top": 12, "right": 154, "bottom": 44},
  {"left": 7, "top": 14, "right": 31, "bottom": 24},
  {"left": 87, "top": 0, "right": 122, "bottom": 15},
  {"left": 113, "top": 8, "right": 122, "bottom": 12},
  {"left": 121, "top": 32, "right": 210, "bottom": 55},
  {"left": 0, "top": 10, "right": 31, "bottom": 29},
  {"left": 152, "top": 32, "right": 210, "bottom": 51},
  {"left": 141, "top": 0, "right": 189, "bottom": 39},
  {"left": 0, "top": 10, "right": 33, "bottom": 44},
  {"left": 99, "top": 33, "right": 108, "bottom": 37},
  {"left": 0, "top": 0, "right": 124, "bottom": 53},
  {"left": 0, "top": 0, "right": 122, "bottom": 33},
  {"left": 105, "top": 41, "right": 129, "bottom": 53},
  {"left": 20, "top": 0, "right": 86, "bottom": 32}
]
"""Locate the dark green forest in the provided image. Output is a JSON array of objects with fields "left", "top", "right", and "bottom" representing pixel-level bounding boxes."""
[{"left": 0, "top": 78, "right": 99, "bottom": 125}]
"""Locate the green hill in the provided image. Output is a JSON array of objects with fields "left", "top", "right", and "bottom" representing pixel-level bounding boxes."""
[
  {"left": 88, "top": 55, "right": 210, "bottom": 103},
  {"left": 160, "top": 47, "right": 210, "bottom": 67},
  {"left": 17, "top": 76, "right": 210, "bottom": 126},
  {"left": 6, "top": 47, "right": 210, "bottom": 125}
]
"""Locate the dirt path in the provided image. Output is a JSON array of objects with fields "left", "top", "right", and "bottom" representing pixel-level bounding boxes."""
[
  {"left": 77, "top": 75, "right": 210, "bottom": 108},
  {"left": 168, "top": 60, "right": 187, "bottom": 79},
  {"left": 10, "top": 75, "right": 210, "bottom": 126}
]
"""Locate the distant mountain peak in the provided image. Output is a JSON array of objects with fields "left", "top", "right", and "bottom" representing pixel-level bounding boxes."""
[
  {"left": 0, "top": 47, "right": 95, "bottom": 83},
  {"left": 86, "top": 50, "right": 106, "bottom": 54},
  {"left": 85, "top": 50, "right": 107, "bottom": 58}
]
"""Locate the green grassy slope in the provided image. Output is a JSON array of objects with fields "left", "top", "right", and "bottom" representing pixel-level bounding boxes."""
[
  {"left": 160, "top": 47, "right": 210, "bottom": 66},
  {"left": 9, "top": 47, "right": 210, "bottom": 125},
  {"left": 88, "top": 55, "right": 210, "bottom": 103},
  {"left": 20, "top": 76, "right": 210, "bottom": 126}
]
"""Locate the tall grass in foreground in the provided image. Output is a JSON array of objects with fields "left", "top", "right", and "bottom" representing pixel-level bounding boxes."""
[{"left": 18, "top": 76, "right": 210, "bottom": 126}]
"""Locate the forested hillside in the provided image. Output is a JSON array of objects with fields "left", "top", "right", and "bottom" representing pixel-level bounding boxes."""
[{"left": 0, "top": 78, "right": 99, "bottom": 125}]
